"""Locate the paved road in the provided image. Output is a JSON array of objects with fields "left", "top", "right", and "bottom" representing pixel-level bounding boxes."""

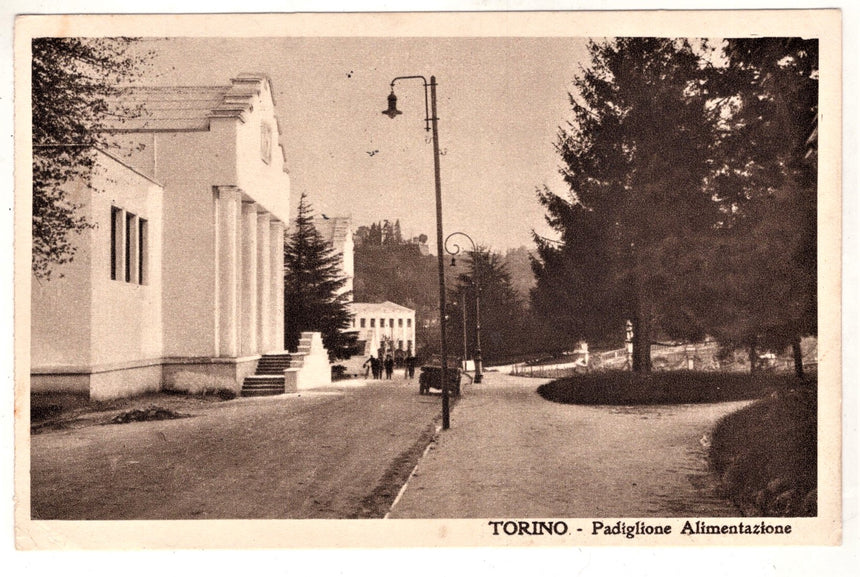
[
  {"left": 31, "top": 371, "right": 750, "bottom": 521},
  {"left": 30, "top": 377, "right": 440, "bottom": 519},
  {"left": 389, "top": 371, "right": 749, "bottom": 518}
]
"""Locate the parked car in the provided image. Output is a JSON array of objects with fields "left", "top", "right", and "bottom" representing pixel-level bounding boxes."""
[{"left": 418, "top": 365, "right": 461, "bottom": 396}]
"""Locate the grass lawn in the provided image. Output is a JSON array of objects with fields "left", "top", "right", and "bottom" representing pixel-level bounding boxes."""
[
  {"left": 709, "top": 382, "right": 817, "bottom": 516},
  {"left": 536, "top": 370, "right": 802, "bottom": 405}
]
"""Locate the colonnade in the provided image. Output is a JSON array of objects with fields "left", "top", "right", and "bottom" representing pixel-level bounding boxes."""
[{"left": 215, "top": 185, "right": 285, "bottom": 358}]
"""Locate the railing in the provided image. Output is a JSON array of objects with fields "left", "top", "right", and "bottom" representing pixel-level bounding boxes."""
[{"left": 508, "top": 340, "right": 818, "bottom": 378}]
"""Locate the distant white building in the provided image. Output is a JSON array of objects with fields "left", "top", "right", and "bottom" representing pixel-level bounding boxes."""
[
  {"left": 313, "top": 216, "right": 354, "bottom": 297},
  {"left": 348, "top": 301, "right": 416, "bottom": 359},
  {"left": 31, "top": 74, "right": 291, "bottom": 400}
]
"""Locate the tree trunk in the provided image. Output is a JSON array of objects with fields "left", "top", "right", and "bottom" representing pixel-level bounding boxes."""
[
  {"left": 749, "top": 341, "right": 758, "bottom": 374},
  {"left": 792, "top": 335, "right": 804, "bottom": 378},
  {"left": 631, "top": 310, "right": 652, "bottom": 374}
]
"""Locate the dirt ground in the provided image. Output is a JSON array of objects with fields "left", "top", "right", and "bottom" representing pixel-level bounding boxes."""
[
  {"left": 29, "top": 371, "right": 750, "bottom": 520},
  {"left": 389, "top": 372, "right": 751, "bottom": 518},
  {"left": 29, "top": 377, "right": 443, "bottom": 519}
]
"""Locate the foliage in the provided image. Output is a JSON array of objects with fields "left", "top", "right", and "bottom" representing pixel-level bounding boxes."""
[
  {"left": 284, "top": 193, "right": 357, "bottom": 360},
  {"left": 532, "top": 39, "right": 724, "bottom": 371},
  {"left": 702, "top": 39, "right": 818, "bottom": 373},
  {"left": 531, "top": 38, "right": 818, "bottom": 375},
  {"left": 537, "top": 370, "right": 801, "bottom": 406},
  {"left": 710, "top": 384, "right": 817, "bottom": 516},
  {"left": 447, "top": 247, "right": 540, "bottom": 364},
  {"left": 353, "top": 222, "right": 441, "bottom": 357},
  {"left": 31, "top": 37, "right": 151, "bottom": 279},
  {"left": 354, "top": 219, "right": 404, "bottom": 247},
  {"left": 501, "top": 246, "right": 537, "bottom": 305}
]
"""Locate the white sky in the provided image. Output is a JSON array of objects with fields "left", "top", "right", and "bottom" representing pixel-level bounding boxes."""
[{"left": 138, "top": 36, "right": 590, "bottom": 251}]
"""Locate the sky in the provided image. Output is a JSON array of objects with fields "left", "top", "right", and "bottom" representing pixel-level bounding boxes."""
[{"left": 136, "top": 36, "right": 591, "bottom": 252}]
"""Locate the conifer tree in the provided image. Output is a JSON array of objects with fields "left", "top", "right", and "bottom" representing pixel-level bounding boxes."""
[
  {"left": 448, "top": 247, "right": 528, "bottom": 364},
  {"left": 532, "top": 38, "right": 722, "bottom": 372},
  {"left": 704, "top": 38, "right": 818, "bottom": 376},
  {"left": 284, "top": 193, "right": 356, "bottom": 359}
]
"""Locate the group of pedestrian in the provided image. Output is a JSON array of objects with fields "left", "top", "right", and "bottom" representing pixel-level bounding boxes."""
[
  {"left": 363, "top": 354, "right": 394, "bottom": 379},
  {"left": 363, "top": 353, "right": 418, "bottom": 380}
]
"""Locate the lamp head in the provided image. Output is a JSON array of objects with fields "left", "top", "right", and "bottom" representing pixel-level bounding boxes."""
[{"left": 382, "top": 91, "right": 402, "bottom": 119}]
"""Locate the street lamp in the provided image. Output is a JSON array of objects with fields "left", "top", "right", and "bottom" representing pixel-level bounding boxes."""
[
  {"left": 445, "top": 231, "right": 483, "bottom": 384},
  {"left": 382, "top": 75, "right": 452, "bottom": 429}
]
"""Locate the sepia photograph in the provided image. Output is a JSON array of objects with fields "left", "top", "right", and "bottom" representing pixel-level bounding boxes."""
[{"left": 12, "top": 8, "right": 844, "bottom": 557}]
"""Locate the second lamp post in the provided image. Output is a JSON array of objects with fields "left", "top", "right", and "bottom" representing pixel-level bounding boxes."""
[{"left": 445, "top": 231, "right": 483, "bottom": 384}]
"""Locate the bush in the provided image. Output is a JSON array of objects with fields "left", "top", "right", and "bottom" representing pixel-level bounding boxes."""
[
  {"left": 331, "top": 364, "right": 349, "bottom": 380},
  {"left": 709, "top": 383, "right": 817, "bottom": 516},
  {"left": 537, "top": 371, "right": 799, "bottom": 405}
]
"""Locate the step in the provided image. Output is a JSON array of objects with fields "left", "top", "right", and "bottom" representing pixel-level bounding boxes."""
[
  {"left": 241, "top": 374, "right": 286, "bottom": 396},
  {"left": 241, "top": 388, "right": 284, "bottom": 397},
  {"left": 244, "top": 375, "right": 285, "bottom": 384}
]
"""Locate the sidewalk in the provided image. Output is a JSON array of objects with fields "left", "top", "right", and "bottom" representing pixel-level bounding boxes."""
[{"left": 387, "top": 371, "right": 747, "bottom": 518}]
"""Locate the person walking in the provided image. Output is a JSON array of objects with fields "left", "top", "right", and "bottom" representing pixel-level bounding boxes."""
[
  {"left": 362, "top": 355, "right": 375, "bottom": 379},
  {"left": 406, "top": 355, "right": 417, "bottom": 379},
  {"left": 384, "top": 355, "right": 394, "bottom": 379}
]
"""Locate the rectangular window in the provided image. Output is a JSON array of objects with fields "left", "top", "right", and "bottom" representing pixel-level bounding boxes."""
[
  {"left": 398, "top": 340, "right": 403, "bottom": 350},
  {"left": 125, "top": 212, "right": 135, "bottom": 282},
  {"left": 110, "top": 207, "right": 122, "bottom": 280},
  {"left": 407, "top": 340, "right": 412, "bottom": 352},
  {"left": 380, "top": 318, "right": 385, "bottom": 327},
  {"left": 138, "top": 218, "right": 148, "bottom": 285},
  {"left": 261, "top": 121, "right": 272, "bottom": 164},
  {"left": 360, "top": 318, "right": 366, "bottom": 328},
  {"left": 407, "top": 318, "right": 412, "bottom": 328},
  {"left": 398, "top": 318, "right": 403, "bottom": 328},
  {"left": 111, "top": 207, "right": 146, "bottom": 285},
  {"left": 389, "top": 318, "right": 394, "bottom": 329},
  {"left": 370, "top": 318, "right": 375, "bottom": 328}
]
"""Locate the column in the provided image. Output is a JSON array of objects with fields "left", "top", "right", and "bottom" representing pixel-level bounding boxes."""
[
  {"left": 256, "top": 212, "right": 271, "bottom": 352},
  {"left": 216, "top": 187, "right": 240, "bottom": 357},
  {"left": 241, "top": 201, "right": 258, "bottom": 355},
  {"left": 270, "top": 220, "right": 285, "bottom": 351}
]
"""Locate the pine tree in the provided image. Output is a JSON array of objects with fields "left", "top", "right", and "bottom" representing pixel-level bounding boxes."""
[
  {"left": 32, "top": 37, "right": 151, "bottom": 279},
  {"left": 284, "top": 193, "right": 356, "bottom": 360},
  {"left": 704, "top": 38, "right": 818, "bottom": 376},
  {"left": 532, "top": 38, "right": 723, "bottom": 372},
  {"left": 448, "top": 247, "right": 529, "bottom": 364}
]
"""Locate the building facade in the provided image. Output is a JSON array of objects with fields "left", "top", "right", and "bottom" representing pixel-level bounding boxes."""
[
  {"left": 348, "top": 301, "right": 416, "bottom": 360},
  {"left": 31, "top": 74, "right": 292, "bottom": 399},
  {"left": 314, "top": 215, "right": 354, "bottom": 297},
  {"left": 31, "top": 149, "right": 165, "bottom": 400}
]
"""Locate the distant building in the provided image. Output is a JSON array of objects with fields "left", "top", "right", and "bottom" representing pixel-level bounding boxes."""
[
  {"left": 313, "top": 215, "right": 354, "bottom": 297},
  {"left": 31, "top": 74, "right": 292, "bottom": 400},
  {"left": 348, "top": 301, "right": 416, "bottom": 359}
]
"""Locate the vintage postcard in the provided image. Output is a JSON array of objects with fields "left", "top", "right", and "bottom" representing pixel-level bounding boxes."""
[{"left": 14, "top": 10, "right": 842, "bottom": 552}]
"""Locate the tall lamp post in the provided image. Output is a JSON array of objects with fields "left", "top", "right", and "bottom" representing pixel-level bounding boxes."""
[
  {"left": 382, "top": 75, "right": 451, "bottom": 429},
  {"left": 445, "top": 231, "right": 483, "bottom": 384}
]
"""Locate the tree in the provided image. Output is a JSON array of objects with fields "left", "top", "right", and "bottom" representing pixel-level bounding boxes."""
[
  {"left": 353, "top": 224, "right": 439, "bottom": 357},
  {"left": 448, "top": 247, "right": 532, "bottom": 364},
  {"left": 704, "top": 38, "right": 818, "bottom": 376},
  {"left": 284, "top": 193, "right": 357, "bottom": 360},
  {"left": 501, "top": 246, "right": 537, "bottom": 305},
  {"left": 32, "top": 37, "right": 150, "bottom": 279},
  {"left": 532, "top": 38, "right": 723, "bottom": 372}
]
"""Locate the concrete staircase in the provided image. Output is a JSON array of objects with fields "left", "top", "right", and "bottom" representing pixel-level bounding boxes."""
[
  {"left": 241, "top": 352, "right": 292, "bottom": 397},
  {"left": 284, "top": 332, "right": 332, "bottom": 391}
]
